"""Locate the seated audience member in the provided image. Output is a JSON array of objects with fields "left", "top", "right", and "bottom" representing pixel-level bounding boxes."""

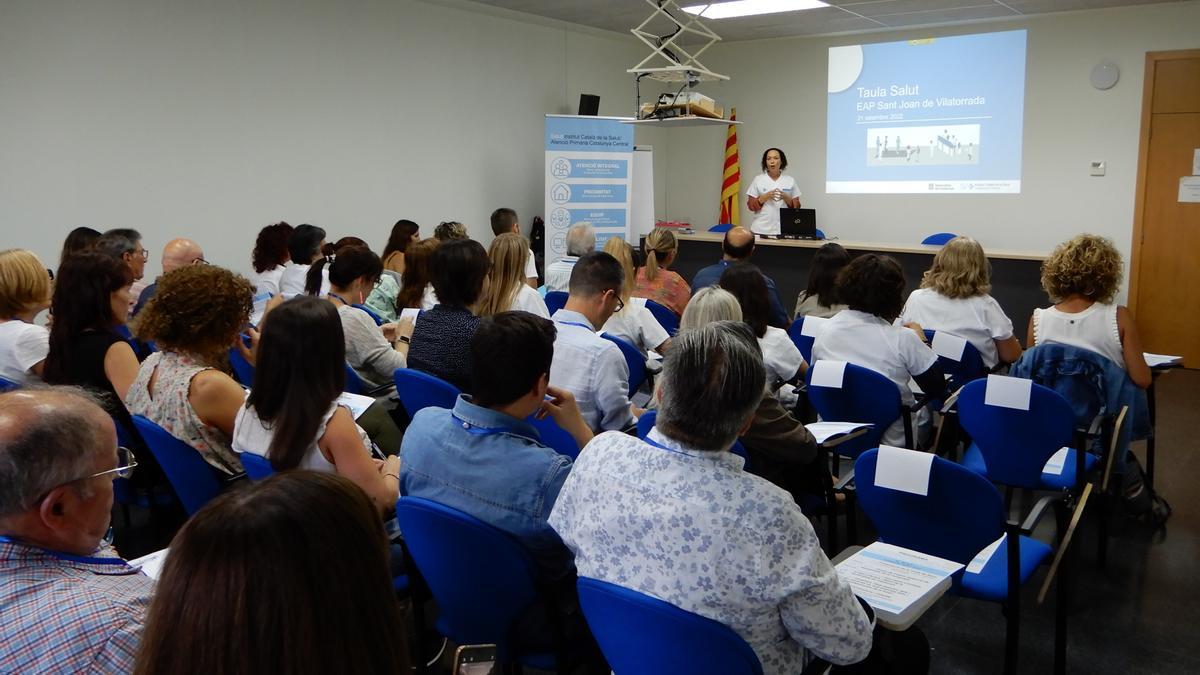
[
  {"left": 125, "top": 265, "right": 254, "bottom": 475},
  {"left": 795, "top": 242, "right": 850, "bottom": 319},
  {"left": 812, "top": 254, "right": 946, "bottom": 447},
  {"left": 599, "top": 237, "right": 670, "bottom": 356},
  {"left": 634, "top": 227, "right": 690, "bottom": 316},
  {"left": 721, "top": 263, "right": 806, "bottom": 387},
  {"left": 1029, "top": 234, "right": 1151, "bottom": 389},
  {"left": 278, "top": 223, "right": 327, "bottom": 298},
  {"left": 491, "top": 207, "right": 538, "bottom": 286},
  {"left": 679, "top": 288, "right": 827, "bottom": 500},
  {"left": 0, "top": 250, "right": 52, "bottom": 384},
  {"left": 381, "top": 219, "right": 420, "bottom": 276},
  {"left": 43, "top": 252, "right": 140, "bottom": 434},
  {"left": 58, "top": 226, "right": 101, "bottom": 268},
  {"left": 0, "top": 388, "right": 152, "bottom": 673},
  {"left": 433, "top": 220, "right": 468, "bottom": 242},
  {"left": 233, "top": 297, "right": 401, "bottom": 507},
  {"left": 407, "top": 239, "right": 489, "bottom": 392},
  {"left": 479, "top": 233, "right": 549, "bottom": 318},
  {"left": 396, "top": 238, "right": 440, "bottom": 311},
  {"left": 309, "top": 246, "right": 412, "bottom": 397},
  {"left": 249, "top": 221, "right": 293, "bottom": 297},
  {"left": 690, "top": 226, "right": 789, "bottom": 327},
  {"left": 550, "top": 252, "right": 638, "bottom": 432},
  {"left": 549, "top": 321, "right": 873, "bottom": 673},
  {"left": 132, "top": 238, "right": 205, "bottom": 316},
  {"left": 133, "top": 472, "right": 409, "bottom": 675},
  {"left": 544, "top": 223, "right": 595, "bottom": 292},
  {"left": 93, "top": 228, "right": 148, "bottom": 285},
  {"left": 899, "top": 236, "right": 1021, "bottom": 369},
  {"left": 321, "top": 237, "right": 402, "bottom": 323}
]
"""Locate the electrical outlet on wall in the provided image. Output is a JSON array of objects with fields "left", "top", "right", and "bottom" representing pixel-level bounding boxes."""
[{"left": 1090, "top": 161, "right": 1106, "bottom": 176}]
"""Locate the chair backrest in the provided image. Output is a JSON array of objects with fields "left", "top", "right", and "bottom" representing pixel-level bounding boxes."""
[
  {"left": 921, "top": 232, "right": 957, "bottom": 245},
  {"left": 394, "top": 368, "right": 461, "bottom": 418},
  {"left": 239, "top": 452, "right": 277, "bottom": 481},
  {"left": 645, "top": 299, "right": 680, "bottom": 336},
  {"left": 544, "top": 291, "right": 569, "bottom": 316},
  {"left": 228, "top": 334, "right": 256, "bottom": 387},
  {"left": 814, "top": 228, "right": 826, "bottom": 240},
  {"left": 636, "top": 410, "right": 752, "bottom": 470},
  {"left": 708, "top": 223, "right": 733, "bottom": 233},
  {"left": 527, "top": 414, "right": 581, "bottom": 460},
  {"left": 395, "top": 497, "right": 541, "bottom": 656},
  {"left": 805, "top": 361, "right": 903, "bottom": 455},
  {"left": 600, "top": 333, "right": 646, "bottom": 396},
  {"left": 923, "top": 329, "right": 986, "bottom": 390},
  {"left": 855, "top": 448, "right": 1005, "bottom": 569},
  {"left": 343, "top": 363, "right": 366, "bottom": 395},
  {"left": 786, "top": 315, "right": 829, "bottom": 365},
  {"left": 577, "top": 577, "right": 764, "bottom": 675},
  {"left": 0, "top": 376, "right": 20, "bottom": 392},
  {"left": 957, "top": 377, "right": 1076, "bottom": 488},
  {"left": 131, "top": 415, "right": 223, "bottom": 515},
  {"left": 351, "top": 303, "right": 386, "bottom": 326}
]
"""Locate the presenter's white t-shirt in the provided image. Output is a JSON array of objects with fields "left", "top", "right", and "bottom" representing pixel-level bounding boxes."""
[{"left": 746, "top": 172, "right": 801, "bottom": 236}]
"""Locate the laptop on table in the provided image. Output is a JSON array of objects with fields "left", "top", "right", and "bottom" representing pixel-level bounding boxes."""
[{"left": 780, "top": 208, "right": 818, "bottom": 240}]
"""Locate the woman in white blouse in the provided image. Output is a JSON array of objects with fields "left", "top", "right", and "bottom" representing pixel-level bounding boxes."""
[
  {"left": 720, "top": 262, "right": 806, "bottom": 387},
  {"left": 601, "top": 237, "right": 671, "bottom": 356},
  {"left": 746, "top": 147, "right": 802, "bottom": 237},
  {"left": 0, "top": 249, "right": 51, "bottom": 384},
  {"left": 478, "top": 233, "right": 549, "bottom": 318},
  {"left": 249, "top": 222, "right": 294, "bottom": 297}
]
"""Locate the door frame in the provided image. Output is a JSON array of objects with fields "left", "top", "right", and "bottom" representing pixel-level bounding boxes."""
[{"left": 1128, "top": 48, "right": 1200, "bottom": 313}]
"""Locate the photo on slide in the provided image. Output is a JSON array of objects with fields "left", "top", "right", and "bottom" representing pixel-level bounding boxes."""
[{"left": 866, "top": 125, "right": 980, "bottom": 167}]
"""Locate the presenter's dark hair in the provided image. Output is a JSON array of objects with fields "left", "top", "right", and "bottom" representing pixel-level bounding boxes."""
[
  {"left": 382, "top": 220, "right": 419, "bottom": 262},
  {"left": 287, "top": 224, "right": 326, "bottom": 265},
  {"left": 133, "top": 471, "right": 409, "bottom": 675},
  {"left": 471, "top": 312, "right": 557, "bottom": 408},
  {"left": 489, "top": 208, "right": 519, "bottom": 236},
  {"left": 431, "top": 239, "right": 490, "bottom": 308},
  {"left": 568, "top": 251, "right": 624, "bottom": 298},
  {"left": 246, "top": 297, "right": 345, "bottom": 469},
  {"left": 804, "top": 243, "right": 851, "bottom": 308},
  {"left": 837, "top": 253, "right": 906, "bottom": 322},
  {"left": 719, "top": 263, "right": 771, "bottom": 338},
  {"left": 59, "top": 227, "right": 101, "bottom": 266},
  {"left": 252, "top": 222, "right": 294, "bottom": 274},
  {"left": 43, "top": 252, "right": 134, "bottom": 384},
  {"left": 306, "top": 245, "right": 382, "bottom": 296},
  {"left": 761, "top": 147, "right": 788, "bottom": 172}
]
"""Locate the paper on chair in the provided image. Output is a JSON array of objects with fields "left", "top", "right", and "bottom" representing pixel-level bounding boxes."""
[
  {"left": 1143, "top": 353, "right": 1182, "bottom": 368},
  {"left": 800, "top": 315, "right": 830, "bottom": 338},
  {"left": 836, "top": 542, "right": 962, "bottom": 630},
  {"left": 965, "top": 535, "right": 1005, "bottom": 574},
  {"left": 984, "top": 374, "right": 1031, "bottom": 411},
  {"left": 337, "top": 392, "right": 375, "bottom": 419},
  {"left": 875, "top": 445, "right": 935, "bottom": 496},
  {"left": 1043, "top": 447, "right": 1070, "bottom": 476},
  {"left": 806, "top": 421, "right": 872, "bottom": 444},
  {"left": 931, "top": 331, "right": 968, "bottom": 362},
  {"left": 130, "top": 548, "right": 169, "bottom": 581},
  {"left": 810, "top": 360, "right": 847, "bottom": 388},
  {"left": 399, "top": 307, "right": 421, "bottom": 322}
]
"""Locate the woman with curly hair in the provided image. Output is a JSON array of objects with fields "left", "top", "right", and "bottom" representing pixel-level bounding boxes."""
[
  {"left": 126, "top": 264, "right": 255, "bottom": 475},
  {"left": 249, "top": 221, "right": 293, "bottom": 297},
  {"left": 1029, "top": 234, "right": 1151, "bottom": 388},
  {"left": 899, "top": 236, "right": 1022, "bottom": 368},
  {"left": 812, "top": 253, "right": 945, "bottom": 447}
]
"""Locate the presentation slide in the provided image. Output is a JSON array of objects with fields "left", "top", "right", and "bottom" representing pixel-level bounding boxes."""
[{"left": 826, "top": 30, "right": 1027, "bottom": 194}]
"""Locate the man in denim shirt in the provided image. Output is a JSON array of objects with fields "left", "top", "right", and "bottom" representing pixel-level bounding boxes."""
[{"left": 400, "top": 311, "right": 593, "bottom": 579}]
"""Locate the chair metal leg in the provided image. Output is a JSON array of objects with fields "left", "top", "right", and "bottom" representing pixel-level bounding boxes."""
[
  {"left": 1004, "top": 521, "right": 1021, "bottom": 675},
  {"left": 1146, "top": 374, "right": 1158, "bottom": 489},
  {"left": 846, "top": 492, "right": 859, "bottom": 547},
  {"left": 1054, "top": 501, "right": 1070, "bottom": 675}
]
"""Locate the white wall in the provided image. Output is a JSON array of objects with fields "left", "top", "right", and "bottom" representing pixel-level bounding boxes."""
[
  {"left": 661, "top": 1, "right": 1200, "bottom": 299},
  {"left": 0, "top": 0, "right": 666, "bottom": 278}
]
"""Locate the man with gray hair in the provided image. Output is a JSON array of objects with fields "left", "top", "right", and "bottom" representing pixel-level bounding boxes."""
[
  {"left": 0, "top": 387, "right": 152, "bottom": 672},
  {"left": 544, "top": 222, "right": 595, "bottom": 292},
  {"left": 550, "top": 321, "right": 873, "bottom": 673}
]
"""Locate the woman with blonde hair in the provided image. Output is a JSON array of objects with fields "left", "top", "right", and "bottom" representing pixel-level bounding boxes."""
[
  {"left": 479, "top": 233, "right": 548, "bottom": 318},
  {"left": 601, "top": 238, "right": 671, "bottom": 356},
  {"left": 633, "top": 228, "right": 690, "bottom": 316},
  {"left": 0, "top": 249, "right": 52, "bottom": 383},
  {"left": 899, "top": 236, "right": 1021, "bottom": 369},
  {"left": 1028, "top": 233, "right": 1151, "bottom": 388},
  {"left": 396, "top": 238, "right": 440, "bottom": 310}
]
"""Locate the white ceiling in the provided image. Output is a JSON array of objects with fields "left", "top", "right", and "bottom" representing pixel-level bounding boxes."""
[{"left": 465, "top": 0, "right": 1184, "bottom": 42}]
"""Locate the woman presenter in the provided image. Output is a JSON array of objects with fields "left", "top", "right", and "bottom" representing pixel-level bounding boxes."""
[{"left": 746, "top": 147, "right": 802, "bottom": 237}]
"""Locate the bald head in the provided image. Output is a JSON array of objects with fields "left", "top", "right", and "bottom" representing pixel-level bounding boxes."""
[
  {"left": 161, "top": 238, "right": 205, "bottom": 273},
  {"left": 722, "top": 227, "right": 755, "bottom": 260}
]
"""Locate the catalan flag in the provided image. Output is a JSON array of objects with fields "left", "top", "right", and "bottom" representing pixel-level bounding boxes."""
[{"left": 719, "top": 108, "right": 740, "bottom": 226}]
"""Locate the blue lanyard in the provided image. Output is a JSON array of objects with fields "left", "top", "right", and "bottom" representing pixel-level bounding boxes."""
[
  {"left": 641, "top": 432, "right": 690, "bottom": 457},
  {"left": 0, "top": 535, "right": 128, "bottom": 567},
  {"left": 328, "top": 292, "right": 354, "bottom": 306},
  {"left": 556, "top": 320, "right": 593, "bottom": 331}
]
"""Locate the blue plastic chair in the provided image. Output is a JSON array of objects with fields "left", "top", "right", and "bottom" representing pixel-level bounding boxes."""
[
  {"left": 636, "top": 411, "right": 751, "bottom": 469},
  {"left": 645, "top": 299, "right": 679, "bottom": 336},
  {"left": 923, "top": 329, "right": 986, "bottom": 391},
  {"left": 394, "top": 368, "right": 461, "bottom": 419},
  {"left": 806, "top": 361, "right": 910, "bottom": 455},
  {"left": 957, "top": 378, "right": 1094, "bottom": 493},
  {"left": 786, "top": 315, "right": 830, "bottom": 365},
  {"left": 814, "top": 228, "right": 826, "bottom": 240},
  {"left": 708, "top": 223, "right": 733, "bottom": 233},
  {"left": 527, "top": 414, "right": 581, "bottom": 460},
  {"left": 600, "top": 333, "right": 646, "bottom": 397},
  {"left": 577, "top": 577, "right": 763, "bottom": 675},
  {"left": 343, "top": 363, "right": 366, "bottom": 395},
  {"left": 352, "top": 303, "right": 386, "bottom": 326},
  {"left": 545, "top": 291, "right": 569, "bottom": 316},
  {"left": 0, "top": 376, "right": 19, "bottom": 392},
  {"left": 131, "top": 415, "right": 225, "bottom": 515},
  {"left": 239, "top": 452, "right": 277, "bottom": 481},
  {"left": 855, "top": 447, "right": 1062, "bottom": 675},
  {"left": 921, "top": 232, "right": 957, "bottom": 245},
  {"left": 395, "top": 497, "right": 559, "bottom": 669},
  {"left": 228, "top": 333, "right": 256, "bottom": 387}
]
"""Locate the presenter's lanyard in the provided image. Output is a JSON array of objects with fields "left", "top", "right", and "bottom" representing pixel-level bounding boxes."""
[
  {"left": 327, "top": 292, "right": 354, "bottom": 306},
  {"left": 450, "top": 412, "right": 537, "bottom": 443},
  {"left": 0, "top": 535, "right": 128, "bottom": 567}
]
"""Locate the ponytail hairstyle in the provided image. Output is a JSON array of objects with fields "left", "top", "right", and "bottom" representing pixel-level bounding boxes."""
[
  {"left": 286, "top": 224, "right": 326, "bottom": 266},
  {"left": 478, "top": 233, "right": 528, "bottom": 317},
  {"left": 306, "top": 246, "right": 382, "bottom": 297},
  {"left": 642, "top": 228, "right": 677, "bottom": 282}
]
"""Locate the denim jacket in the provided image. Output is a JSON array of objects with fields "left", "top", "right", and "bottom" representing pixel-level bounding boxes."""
[
  {"left": 399, "top": 396, "right": 574, "bottom": 579},
  {"left": 1011, "top": 344, "right": 1150, "bottom": 473}
]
